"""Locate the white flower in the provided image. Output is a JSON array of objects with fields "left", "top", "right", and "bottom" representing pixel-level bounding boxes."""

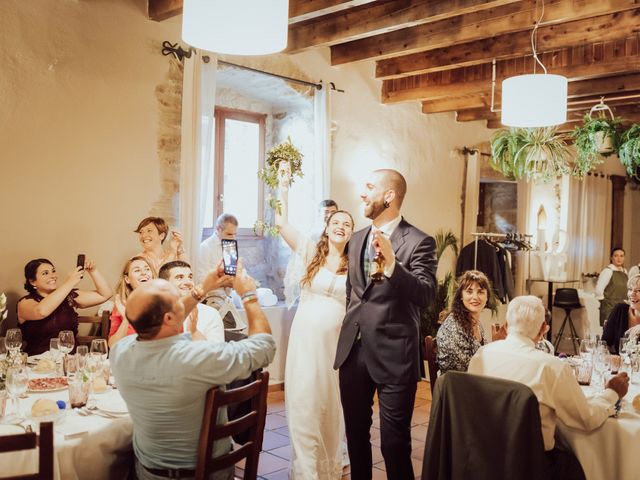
[{"left": 0, "top": 293, "right": 6, "bottom": 321}]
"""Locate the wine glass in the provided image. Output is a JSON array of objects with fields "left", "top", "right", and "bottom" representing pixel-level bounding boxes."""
[
  {"left": 58, "top": 330, "right": 75, "bottom": 355},
  {"left": 5, "top": 329, "right": 22, "bottom": 355},
  {"left": 593, "top": 346, "right": 610, "bottom": 388},
  {"left": 90, "top": 339, "right": 108, "bottom": 361},
  {"left": 6, "top": 366, "right": 29, "bottom": 420}
]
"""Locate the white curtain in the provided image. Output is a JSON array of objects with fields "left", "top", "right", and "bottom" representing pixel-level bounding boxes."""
[
  {"left": 179, "top": 52, "right": 217, "bottom": 269},
  {"left": 313, "top": 81, "right": 332, "bottom": 199},
  {"left": 566, "top": 173, "right": 612, "bottom": 279}
]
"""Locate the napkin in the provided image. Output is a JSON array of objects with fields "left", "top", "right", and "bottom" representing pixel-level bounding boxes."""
[{"left": 55, "top": 417, "right": 88, "bottom": 439}]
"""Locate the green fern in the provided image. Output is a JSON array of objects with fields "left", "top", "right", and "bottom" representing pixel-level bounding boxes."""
[{"left": 619, "top": 125, "right": 640, "bottom": 180}]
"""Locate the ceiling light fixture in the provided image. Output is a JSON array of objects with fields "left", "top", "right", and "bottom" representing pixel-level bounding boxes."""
[
  {"left": 501, "top": 0, "right": 567, "bottom": 127},
  {"left": 182, "top": 0, "right": 289, "bottom": 56}
]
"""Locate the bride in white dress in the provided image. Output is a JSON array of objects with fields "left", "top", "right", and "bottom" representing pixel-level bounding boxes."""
[{"left": 276, "top": 173, "right": 354, "bottom": 480}]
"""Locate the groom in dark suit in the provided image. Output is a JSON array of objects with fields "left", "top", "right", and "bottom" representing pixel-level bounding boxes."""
[{"left": 334, "top": 169, "right": 437, "bottom": 480}]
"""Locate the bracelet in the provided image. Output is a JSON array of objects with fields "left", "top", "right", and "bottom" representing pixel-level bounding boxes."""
[
  {"left": 241, "top": 291, "right": 258, "bottom": 304},
  {"left": 242, "top": 296, "right": 259, "bottom": 305},
  {"left": 191, "top": 285, "right": 205, "bottom": 302}
]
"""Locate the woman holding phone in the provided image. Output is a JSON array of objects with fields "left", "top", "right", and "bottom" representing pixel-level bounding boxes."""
[
  {"left": 276, "top": 167, "right": 354, "bottom": 480},
  {"left": 134, "top": 216, "right": 186, "bottom": 275},
  {"left": 17, "top": 257, "right": 112, "bottom": 355}
]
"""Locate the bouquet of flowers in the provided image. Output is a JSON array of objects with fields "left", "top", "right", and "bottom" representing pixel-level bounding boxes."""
[{"left": 255, "top": 137, "right": 304, "bottom": 236}]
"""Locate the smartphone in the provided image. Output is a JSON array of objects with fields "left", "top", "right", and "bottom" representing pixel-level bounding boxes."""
[
  {"left": 76, "top": 254, "right": 86, "bottom": 270},
  {"left": 221, "top": 239, "right": 238, "bottom": 276}
]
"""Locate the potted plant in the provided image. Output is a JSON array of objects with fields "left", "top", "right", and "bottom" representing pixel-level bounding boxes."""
[
  {"left": 618, "top": 124, "right": 640, "bottom": 180},
  {"left": 571, "top": 112, "right": 622, "bottom": 166},
  {"left": 490, "top": 127, "right": 571, "bottom": 182},
  {"left": 254, "top": 137, "right": 304, "bottom": 236}
]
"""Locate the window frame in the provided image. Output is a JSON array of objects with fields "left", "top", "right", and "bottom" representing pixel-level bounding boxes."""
[{"left": 211, "top": 107, "right": 266, "bottom": 238}]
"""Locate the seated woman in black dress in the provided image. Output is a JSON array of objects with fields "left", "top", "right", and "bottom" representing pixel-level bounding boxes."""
[
  {"left": 603, "top": 273, "right": 640, "bottom": 354},
  {"left": 17, "top": 258, "right": 112, "bottom": 355},
  {"left": 436, "top": 270, "right": 496, "bottom": 373}
]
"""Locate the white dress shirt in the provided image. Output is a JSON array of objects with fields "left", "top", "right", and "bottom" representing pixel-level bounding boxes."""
[
  {"left": 182, "top": 304, "right": 224, "bottom": 343},
  {"left": 468, "top": 333, "right": 618, "bottom": 450},
  {"left": 369, "top": 215, "right": 402, "bottom": 277}
]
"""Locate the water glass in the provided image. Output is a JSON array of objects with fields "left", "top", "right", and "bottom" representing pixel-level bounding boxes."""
[
  {"left": 576, "top": 361, "right": 593, "bottom": 386},
  {"left": 610, "top": 355, "right": 622, "bottom": 374},
  {"left": 579, "top": 339, "right": 595, "bottom": 361},
  {"left": 90, "top": 339, "right": 108, "bottom": 360},
  {"left": 64, "top": 354, "right": 78, "bottom": 377},
  {"left": 49, "top": 338, "right": 62, "bottom": 375},
  {"left": 85, "top": 353, "right": 102, "bottom": 407},
  {"left": 6, "top": 366, "right": 28, "bottom": 419},
  {"left": 0, "top": 337, "right": 6, "bottom": 359},
  {"left": 58, "top": 330, "right": 75, "bottom": 355},
  {"left": 76, "top": 345, "right": 88, "bottom": 370},
  {"left": 0, "top": 390, "right": 7, "bottom": 418},
  {"left": 68, "top": 376, "right": 90, "bottom": 408},
  {"left": 5, "top": 329, "right": 22, "bottom": 354}
]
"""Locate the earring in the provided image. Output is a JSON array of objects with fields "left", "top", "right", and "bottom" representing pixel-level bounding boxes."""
[{"left": 383, "top": 200, "right": 390, "bottom": 208}]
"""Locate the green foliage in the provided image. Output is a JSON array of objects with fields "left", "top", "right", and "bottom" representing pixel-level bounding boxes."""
[
  {"left": 252, "top": 220, "right": 280, "bottom": 237},
  {"left": 420, "top": 230, "right": 459, "bottom": 337},
  {"left": 571, "top": 114, "right": 622, "bottom": 176},
  {"left": 490, "top": 127, "right": 572, "bottom": 182},
  {"left": 619, "top": 124, "right": 640, "bottom": 181}
]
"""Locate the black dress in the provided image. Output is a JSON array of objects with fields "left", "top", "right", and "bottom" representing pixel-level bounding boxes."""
[{"left": 602, "top": 303, "right": 629, "bottom": 354}]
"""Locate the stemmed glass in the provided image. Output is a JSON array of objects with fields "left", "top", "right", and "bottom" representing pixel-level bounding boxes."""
[
  {"left": 90, "top": 339, "right": 108, "bottom": 361},
  {"left": 49, "top": 338, "right": 62, "bottom": 376},
  {"left": 58, "top": 330, "right": 74, "bottom": 356},
  {"left": 5, "top": 366, "right": 29, "bottom": 421},
  {"left": 5, "top": 329, "right": 22, "bottom": 360}
]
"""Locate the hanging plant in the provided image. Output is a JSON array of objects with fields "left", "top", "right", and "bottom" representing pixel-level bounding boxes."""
[
  {"left": 254, "top": 137, "right": 304, "bottom": 236},
  {"left": 618, "top": 124, "right": 640, "bottom": 181},
  {"left": 571, "top": 113, "right": 622, "bottom": 172},
  {"left": 490, "top": 127, "right": 571, "bottom": 182}
]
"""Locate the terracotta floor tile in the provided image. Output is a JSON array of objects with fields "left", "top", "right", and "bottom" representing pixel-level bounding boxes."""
[
  {"left": 410, "top": 424, "right": 429, "bottom": 442},
  {"left": 267, "top": 400, "right": 286, "bottom": 414},
  {"left": 413, "top": 397, "right": 430, "bottom": 408},
  {"left": 257, "top": 452, "right": 290, "bottom": 476},
  {"left": 372, "top": 466, "right": 388, "bottom": 479},
  {"left": 411, "top": 407, "right": 431, "bottom": 426},
  {"left": 272, "top": 425, "right": 289, "bottom": 437},
  {"left": 265, "top": 413, "right": 289, "bottom": 430},
  {"left": 268, "top": 391, "right": 285, "bottom": 401},
  {"left": 269, "top": 445, "right": 292, "bottom": 461},
  {"left": 411, "top": 439, "right": 426, "bottom": 460},
  {"left": 375, "top": 456, "right": 423, "bottom": 475},
  {"left": 260, "top": 467, "right": 290, "bottom": 479},
  {"left": 262, "top": 431, "right": 291, "bottom": 451}
]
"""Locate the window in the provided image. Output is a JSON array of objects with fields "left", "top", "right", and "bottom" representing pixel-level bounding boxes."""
[{"left": 203, "top": 108, "right": 266, "bottom": 236}]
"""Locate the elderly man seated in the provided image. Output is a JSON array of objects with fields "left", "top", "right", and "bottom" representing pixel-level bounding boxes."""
[
  {"left": 159, "top": 260, "right": 225, "bottom": 343},
  {"left": 468, "top": 295, "right": 629, "bottom": 480},
  {"left": 111, "top": 261, "right": 276, "bottom": 480}
]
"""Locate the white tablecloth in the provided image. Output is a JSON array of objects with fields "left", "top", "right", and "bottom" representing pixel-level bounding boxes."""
[
  {"left": 235, "top": 302, "right": 296, "bottom": 383},
  {"left": 0, "top": 386, "right": 132, "bottom": 479},
  {"left": 557, "top": 383, "right": 640, "bottom": 480}
]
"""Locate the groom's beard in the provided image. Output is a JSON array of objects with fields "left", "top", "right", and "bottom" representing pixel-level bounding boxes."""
[{"left": 364, "top": 199, "right": 386, "bottom": 220}]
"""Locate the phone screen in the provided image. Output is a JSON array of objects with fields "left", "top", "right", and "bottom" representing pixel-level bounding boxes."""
[
  {"left": 221, "top": 239, "right": 238, "bottom": 276},
  {"left": 76, "top": 254, "right": 86, "bottom": 270}
]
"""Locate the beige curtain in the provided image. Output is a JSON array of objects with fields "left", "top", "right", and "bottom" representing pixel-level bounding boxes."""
[{"left": 566, "top": 172, "right": 612, "bottom": 279}]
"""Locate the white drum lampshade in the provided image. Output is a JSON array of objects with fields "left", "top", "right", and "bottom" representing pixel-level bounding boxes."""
[
  {"left": 182, "top": 0, "right": 289, "bottom": 55},
  {"left": 501, "top": 74, "right": 568, "bottom": 127}
]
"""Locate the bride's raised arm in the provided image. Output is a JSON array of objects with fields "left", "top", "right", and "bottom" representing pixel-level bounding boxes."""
[{"left": 275, "top": 170, "right": 304, "bottom": 252}]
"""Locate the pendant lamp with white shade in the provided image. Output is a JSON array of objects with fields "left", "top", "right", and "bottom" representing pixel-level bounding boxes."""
[
  {"left": 182, "top": 0, "right": 289, "bottom": 55},
  {"left": 501, "top": 0, "right": 567, "bottom": 128}
]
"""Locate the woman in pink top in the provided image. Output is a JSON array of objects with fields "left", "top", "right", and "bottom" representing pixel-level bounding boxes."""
[{"left": 108, "top": 256, "right": 153, "bottom": 347}]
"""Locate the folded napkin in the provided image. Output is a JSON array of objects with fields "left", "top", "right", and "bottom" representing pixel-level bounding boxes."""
[{"left": 55, "top": 417, "right": 88, "bottom": 439}]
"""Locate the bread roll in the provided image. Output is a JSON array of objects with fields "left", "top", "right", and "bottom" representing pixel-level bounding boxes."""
[
  {"left": 34, "top": 358, "right": 56, "bottom": 373},
  {"left": 31, "top": 398, "right": 59, "bottom": 417}
]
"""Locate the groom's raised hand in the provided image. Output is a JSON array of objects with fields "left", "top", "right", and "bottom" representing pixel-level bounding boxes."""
[{"left": 373, "top": 230, "right": 395, "bottom": 267}]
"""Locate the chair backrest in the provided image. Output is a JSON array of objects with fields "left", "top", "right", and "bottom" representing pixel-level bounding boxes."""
[
  {"left": 76, "top": 310, "right": 110, "bottom": 347},
  {"left": 422, "top": 371, "right": 549, "bottom": 480},
  {"left": 424, "top": 335, "right": 438, "bottom": 394},
  {"left": 195, "top": 371, "right": 269, "bottom": 480},
  {"left": 553, "top": 288, "right": 581, "bottom": 308},
  {"left": 0, "top": 421, "right": 54, "bottom": 480}
]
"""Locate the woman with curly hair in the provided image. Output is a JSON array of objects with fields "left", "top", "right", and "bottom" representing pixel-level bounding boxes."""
[
  {"left": 276, "top": 170, "right": 354, "bottom": 480},
  {"left": 436, "top": 270, "right": 497, "bottom": 374}
]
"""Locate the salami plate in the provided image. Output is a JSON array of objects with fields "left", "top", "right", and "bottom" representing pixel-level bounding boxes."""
[{"left": 28, "top": 377, "right": 69, "bottom": 392}]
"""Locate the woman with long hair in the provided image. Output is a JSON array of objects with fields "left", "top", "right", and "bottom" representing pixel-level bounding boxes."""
[
  {"left": 276, "top": 170, "right": 354, "bottom": 480},
  {"left": 17, "top": 257, "right": 112, "bottom": 355},
  {"left": 436, "top": 270, "right": 496, "bottom": 373},
  {"left": 108, "top": 256, "right": 153, "bottom": 348}
]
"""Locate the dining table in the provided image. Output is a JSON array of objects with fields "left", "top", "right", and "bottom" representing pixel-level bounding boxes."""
[
  {"left": 0, "top": 360, "right": 133, "bottom": 480},
  {"left": 557, "top": 380, "right": 640, "bottom": 480}
]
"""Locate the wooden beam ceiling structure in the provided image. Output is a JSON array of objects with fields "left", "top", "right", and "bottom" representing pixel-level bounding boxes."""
[{"left": 148, "top": 0, "right": 640, "bottom": 129}]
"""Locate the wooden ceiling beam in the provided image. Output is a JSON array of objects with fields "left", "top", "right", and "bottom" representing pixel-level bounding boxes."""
[
  {"left": 383, "top": 40, "right": 640, "bottom": 104},
  {"left": 376, "top": 4, "right": 640, "bottom": 79},
  {"left": 289, "top": 0, "right": 377, "bottom": 24},
  {"left": 287, "top": 0, "right": 522, "bottom": 53},
  {"left": 422, "top": 73, "right": 640, "bottom": 114},
  {"left": 485, "top": 108, "right": 640, "bottom": 129},
  {"left": 332, "top": 0, "right": 639, "bottom": 66}
]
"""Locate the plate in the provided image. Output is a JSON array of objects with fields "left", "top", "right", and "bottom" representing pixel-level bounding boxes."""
[
  {"left": 96, "top": 396, "right": 128, "bottom": 414},
  {"left": 28, "top": 377, "right": 69, "bottom": 393},
  {"left": 30, "top": 409, "right": 66, "bottom": 425}
]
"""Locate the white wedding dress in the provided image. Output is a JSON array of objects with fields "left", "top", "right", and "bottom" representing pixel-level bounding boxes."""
[{"left": 285, "top": 238, "right": 346, "bottom": 480}]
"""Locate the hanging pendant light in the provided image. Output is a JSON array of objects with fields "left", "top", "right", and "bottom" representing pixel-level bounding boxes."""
[
  {"left": 182, "top": 0, "right": 289, "bottom": 56},
  {"left": 501, "top": 0, "right": 567, "bottom": 127}
]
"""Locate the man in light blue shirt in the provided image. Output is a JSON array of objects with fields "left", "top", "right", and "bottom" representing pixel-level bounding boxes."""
[{"left": 111, "top": 262, "right": 276, "bottom": 480}]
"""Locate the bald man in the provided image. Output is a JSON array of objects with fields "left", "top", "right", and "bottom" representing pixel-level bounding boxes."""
[
  {"left": 334, "top": 169, "right": 437, "bottom": 480},
  {"left": 110, "top": 263, "right": 275, "bottom": 480}
]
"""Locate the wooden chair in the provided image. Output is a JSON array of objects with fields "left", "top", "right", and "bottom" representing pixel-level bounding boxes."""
[
  {"left": 0, "top": 421, "right": 54, "bottom": 480},
  {"left": 424, "top": 335, "right": 439, "bottom": 395},
  {"left": 195, "top": 371, "right": 269, "bottom": 480},
  {"left": 76, "top": 311, "right": 110, "bottom": 347}
]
